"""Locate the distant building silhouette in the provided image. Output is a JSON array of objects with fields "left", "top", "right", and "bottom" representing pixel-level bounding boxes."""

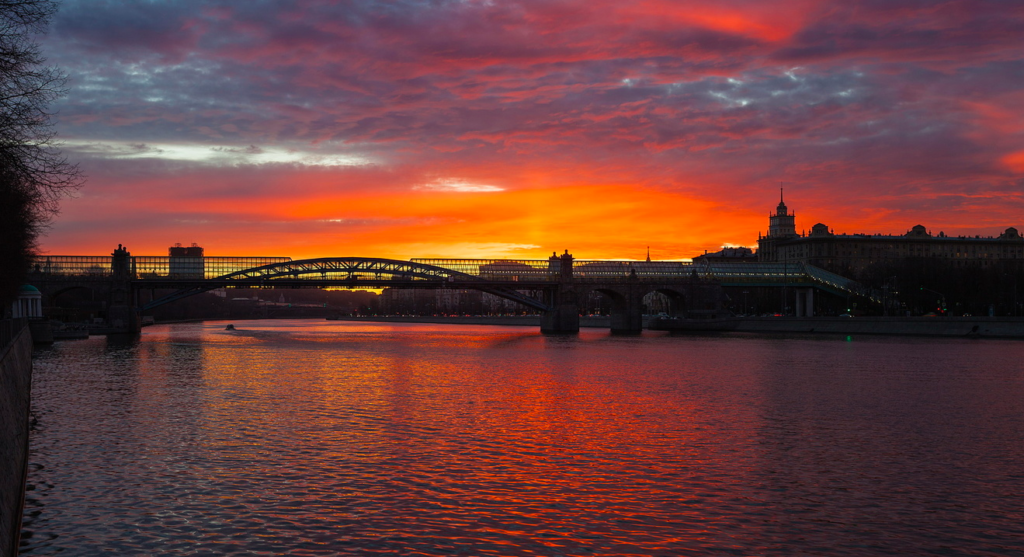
[
  {"left": 756, "top": 188, "right": 799, "bottom": 263},
  {"left": 169, "top": 242, "right": 205, "bottom": 279},
  {"left": 755, "top": 196, "right": 1024, "bottom": 272},
  {"left": 692, "top": 246, "right": 757, "bottom": 263}
]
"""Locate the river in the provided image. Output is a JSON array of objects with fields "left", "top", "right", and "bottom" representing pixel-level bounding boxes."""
[{"left": 20, "top": 320, "right": 1024, "bottom": 555}]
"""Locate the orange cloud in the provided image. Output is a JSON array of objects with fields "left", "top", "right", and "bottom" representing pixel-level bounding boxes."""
[
  {"left": 622, "top": 0, "right": 820, "bottom": 43},
  {"left": 1003, "top": 151, "right": 1024, "bottom": 173},
  {"left": 44, "top": 168, "right": 764, "bottom": 261}
]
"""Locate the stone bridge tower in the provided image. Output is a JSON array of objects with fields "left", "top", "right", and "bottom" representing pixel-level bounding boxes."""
[
  {"left": 540, "top": 250, "right": 580, "bottom": 333},
  {"left": 107, "top": 244, "right": 140, "bottom": 334}
]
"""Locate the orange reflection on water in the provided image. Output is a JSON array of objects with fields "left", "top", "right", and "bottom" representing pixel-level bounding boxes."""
[
  {"left": 28, "top": 319, "right": 1024, "bottom": 554},
  {"left": 180, "top": 320, "right": 731, "bottom": 548}
]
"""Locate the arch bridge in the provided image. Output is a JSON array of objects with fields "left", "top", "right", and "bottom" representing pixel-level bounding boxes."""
[
  {"left": 139, "top": 257, "right": 550, "bottom": 313},
  {"left": 30, "top": 247, "right": 876, "bottom": 334}
]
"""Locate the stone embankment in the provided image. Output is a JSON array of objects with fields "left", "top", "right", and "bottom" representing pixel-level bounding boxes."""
[
  {"left": 650, "top": 316, "right": 1024, "bottom": 338},
  {"left": 0, "top": 319, "right": 32, "bottom": 557}
]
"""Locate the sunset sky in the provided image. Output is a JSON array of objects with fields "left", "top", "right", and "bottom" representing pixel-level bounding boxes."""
[{"left": 38, "top": 0, "right": 1024, "bottom": 260}]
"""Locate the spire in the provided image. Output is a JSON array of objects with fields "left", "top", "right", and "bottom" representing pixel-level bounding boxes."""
[
  {"left": 776, "top": 186, "right": 788, "bottom": 215},
  {"left": 646, "top": 246, "right": 651, "bottom": 262},
  {"left": 768, "top": 185, "right": 796, "bottom": 238}
]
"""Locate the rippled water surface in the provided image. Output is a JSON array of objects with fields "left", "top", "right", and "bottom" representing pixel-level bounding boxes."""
[{"left": 21, "top": 320, "right": 1024, "bottom": 555}]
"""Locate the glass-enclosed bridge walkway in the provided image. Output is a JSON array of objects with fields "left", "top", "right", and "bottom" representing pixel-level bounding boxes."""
[{"left": 31, "top": 253, "right": 876, "bottom": 311}]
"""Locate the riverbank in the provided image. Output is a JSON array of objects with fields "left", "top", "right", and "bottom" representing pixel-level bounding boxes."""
[
  {"left": 0, "top": 320, "right": 32, "bottom": 557},
  {"left": 650, "top": 315, "right": 1024, "bottom": 338}
]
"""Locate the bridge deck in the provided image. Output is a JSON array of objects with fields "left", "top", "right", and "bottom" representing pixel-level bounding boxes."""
[{"left": 31, "top": 255, "right": 873, "bottom": 300}]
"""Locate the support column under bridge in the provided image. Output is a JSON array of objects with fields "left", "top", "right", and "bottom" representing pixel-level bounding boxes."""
[
  {"left": 600, "top": 278, "right": 647, "bottom": 335},
  {"left": 107, "top": 244, "right": 141, "bottom": 334},
  {"left": 540, "top": 251, "right": 580, "bottom": 334},
  {"left": 795, "top": 288, "right": 814, "bottom": 317}
]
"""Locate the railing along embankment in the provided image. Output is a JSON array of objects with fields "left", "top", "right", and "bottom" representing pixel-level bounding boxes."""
[{"left": 0, "top": 318, "right": 32, "bottom": 557}]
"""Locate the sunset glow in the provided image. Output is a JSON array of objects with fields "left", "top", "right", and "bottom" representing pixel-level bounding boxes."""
[{"left": 39, "top": 0, "right": 1024, "bottom": 259}]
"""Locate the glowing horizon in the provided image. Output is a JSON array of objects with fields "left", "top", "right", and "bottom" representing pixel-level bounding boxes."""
[{"left": 38, "top": 0, "right": 1024, "bottom": 260}]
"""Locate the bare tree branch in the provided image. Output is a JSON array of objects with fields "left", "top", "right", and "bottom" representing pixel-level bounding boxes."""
[{"left": 1, "top": 0, "right": 82, "bottom": 305}]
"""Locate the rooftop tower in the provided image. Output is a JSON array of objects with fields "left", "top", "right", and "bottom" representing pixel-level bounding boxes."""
[{"left": 768, "top": 188, "right": 797, "bottom": 238}]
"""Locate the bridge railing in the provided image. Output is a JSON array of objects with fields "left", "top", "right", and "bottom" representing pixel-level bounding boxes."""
[
  {"left": 411, "top": 259, "right": 554, "bottom": 280},
  {"left": 704, "top": 262, "right": 806, "bottom": 279},
  {"left": 573, "top": 261, "right": 697, "bottom": 278},
  {"left": 134, "top": 256, "right": 293, "bottom": 279},
  {"left": 803, "top": 264, "right": 856, "bottom": 291},
  {"left": 803, "top": 264, "right": 880, "bottom": 302},
  {"left": 30, "top": 256, "right": 114, "bottom": 277},
  {"left": 32, "top": 256, "right": 293, "bottom": 280},
  {"left": 413, "top": 259, "right": 700, "bottom": 281}
]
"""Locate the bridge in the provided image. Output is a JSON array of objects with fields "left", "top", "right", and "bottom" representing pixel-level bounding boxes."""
[{"left": 28, "top": 245, "right": 876, "bottom": 334}]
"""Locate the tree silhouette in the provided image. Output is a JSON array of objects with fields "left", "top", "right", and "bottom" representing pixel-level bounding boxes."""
[{"left": 1, "top": 0, "right": 82, "bottom": 306}]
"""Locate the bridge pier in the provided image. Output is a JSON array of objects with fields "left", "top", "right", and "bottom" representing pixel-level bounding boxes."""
[
  {"left": 540, "top": 301, "right": 580, "bottom": 334},
  {"left": 540, "top": 251, "right": 580, "bottom": 334},
  {"left": 607, "top": 279, "right": 645, "bottom": 335},
  {"left": 109, "top": 244, "right": 141, "bottom": 334},
  {"left": 106, "top": 305, "right": 141, "bottom": 334},
  {"left": 795, "top": 288, "right": 814, "bottom": 317}
]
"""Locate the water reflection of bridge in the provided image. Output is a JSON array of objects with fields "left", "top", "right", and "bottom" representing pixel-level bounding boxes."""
[{"left": 30, "top": 246, "right": 874, "bottom": 334}]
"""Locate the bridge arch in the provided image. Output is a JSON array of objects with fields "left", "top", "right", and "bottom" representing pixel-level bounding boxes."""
[
  {"left": 587, "top": 285, "right": 691, "bottom": 317},
  {"left": 649, "top": 287, "right": 688, "bottom": 317},
  {"left": 214, "top": 257, "right": 473, "bottom": 282},
  {"left": 583, "top": 285, "right": 645, "bottom": 334},
  {"left": 47, "top": 284, "right": 101, "bottom": 303},
  {"left": 141, "top": 257, "right": 551, "bottom": 312}
]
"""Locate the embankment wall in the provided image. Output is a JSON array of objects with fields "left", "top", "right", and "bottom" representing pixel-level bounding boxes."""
[
  {"left": 652, "top": 316, "right": 1024, "bottom": 338},
  {"left": 0, "top": 320, "right": 32, "bottom": 557}
]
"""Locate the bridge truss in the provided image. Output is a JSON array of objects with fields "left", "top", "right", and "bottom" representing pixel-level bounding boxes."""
[{"left": 139, "top": 258, "right": 552, "bottom": 311}]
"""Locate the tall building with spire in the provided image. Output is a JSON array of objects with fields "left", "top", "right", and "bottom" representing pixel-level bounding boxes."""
[
  {"left": 754, "top": 192, "right": 1024, "bottom": 271},
  {"left": 768, "top": 189, "right": 797, "bottom": 238},
  {"left": 757, "top": 189, "right": 798, "bottom": 262}
]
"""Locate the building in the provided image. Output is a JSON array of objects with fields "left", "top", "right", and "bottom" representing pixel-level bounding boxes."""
[
  {"left": 756, "top": 195, "right": 1024, "bottom": 273},
  {"left": 692, "top": 246, "right": 757, "bottom": 263},
  {"left": 10, "top": 285, "right": 42, "bottom": 319},
  {"left": 168, "top": 243, "right": 205, "bottom": 279},
  {"left": 756, "top": 189, "right": 798, "bottom": 263}
]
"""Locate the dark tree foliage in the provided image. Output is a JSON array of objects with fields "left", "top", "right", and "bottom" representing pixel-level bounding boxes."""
[{"left": 1, "top": 0, "right": 81, "bottom": 306}]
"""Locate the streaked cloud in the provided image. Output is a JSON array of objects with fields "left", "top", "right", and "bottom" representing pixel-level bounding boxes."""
[
  {"left": 414, "top": 179, "right": 505, "bottom": 192},
  {"left": 65, "top": 141, "right": 375, "bottom": 167}
]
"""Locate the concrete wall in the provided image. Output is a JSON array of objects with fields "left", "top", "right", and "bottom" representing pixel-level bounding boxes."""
[{"left": 0, "top": 321, "right": 32, "bottom": 557}]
